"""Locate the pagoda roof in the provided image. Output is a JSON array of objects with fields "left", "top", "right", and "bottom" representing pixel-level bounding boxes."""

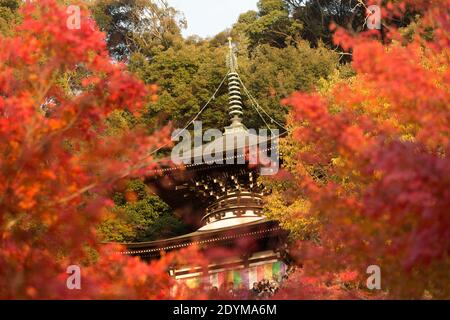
[
  {"left": 115, "top": 219, "right": 286, "bottom": 257},
  {"left": 175, "top": 130, "right": 277, "bottom": 165}
]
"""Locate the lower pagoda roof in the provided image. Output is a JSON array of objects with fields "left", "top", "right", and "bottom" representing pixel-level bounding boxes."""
[{"left": 115, "top": 219, "right": 287, "bottom": 259}]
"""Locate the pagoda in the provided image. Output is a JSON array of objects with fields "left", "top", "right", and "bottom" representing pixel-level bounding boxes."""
[{"left": 118, "top": 39, "right": 291, "bottom": 290}]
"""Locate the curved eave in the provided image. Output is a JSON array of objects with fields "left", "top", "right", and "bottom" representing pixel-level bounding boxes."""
[
  {"left": 113, "top": 219, "right": 286, "bottom": 256},
  {"left": 146, "top": 132, "right": 281, "bottom": 177}
]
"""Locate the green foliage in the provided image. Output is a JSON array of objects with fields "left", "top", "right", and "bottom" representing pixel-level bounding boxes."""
[
  {"left": 233, "top": 0, "right": 301, "bottom": 50},
  {"left": 283, "top": 0, "right": 419, "bottom": 49},
  {"left": 285, "top": 0, "right": 366, "bottom": 48},
  {"left": 0, "top": 0, "right": 20, "bottom": 35},
  {"left": 105, "top": 109, "right": 138, "bottom": 135},
  {"left": 90, "top": 0, "right": 349, "bottom": 134},
  {"left": 239, "top": 42, "right": 339, "bottom": 129},
  {"left": 91, "top": 0, "right": 186, "bottom": 60},
  {"left": 98, "top": 179, "right": 188, "bottom": 242},
  {"left": 127, "top": 40, "right": 340, "bottom": 131},
  {"left": 128, "top": 42, "right": 230, "bottom": 130}
]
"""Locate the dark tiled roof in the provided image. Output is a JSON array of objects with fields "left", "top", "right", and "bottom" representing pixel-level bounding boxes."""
[{"left": 113, "top": 219, "right": 284, "bottom": 256}]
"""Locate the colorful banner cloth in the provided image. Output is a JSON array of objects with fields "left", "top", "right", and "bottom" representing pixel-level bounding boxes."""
[{"left": 177, "top": 261, "right": 287, "bottom": 289}]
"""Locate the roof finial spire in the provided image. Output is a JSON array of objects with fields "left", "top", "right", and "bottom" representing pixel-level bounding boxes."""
[
  {"left": 227, "top": 37, "right": 238, "bottom": 73},
  {"left": 224, "top": 38, "right": 247, "bottom": 134}
]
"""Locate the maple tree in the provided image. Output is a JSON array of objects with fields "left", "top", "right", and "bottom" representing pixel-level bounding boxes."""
[
  {"left": 98, "top": 179, "right": 187, "bottom": 242},
  {"left": 0, "top": 0, "right": 208, "bottom": 299},
  {"left": 275, "top": 0, "right": 450, "bottom": 299}
]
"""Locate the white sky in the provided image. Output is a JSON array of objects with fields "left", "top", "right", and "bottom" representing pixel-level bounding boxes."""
[{"left": 167, "top": 0, "right": 259, "bottom": 38}]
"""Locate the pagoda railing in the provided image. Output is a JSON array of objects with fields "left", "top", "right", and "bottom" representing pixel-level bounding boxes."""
[{"left": 201, "top": 192, "right": 265, "bottom": 225}]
